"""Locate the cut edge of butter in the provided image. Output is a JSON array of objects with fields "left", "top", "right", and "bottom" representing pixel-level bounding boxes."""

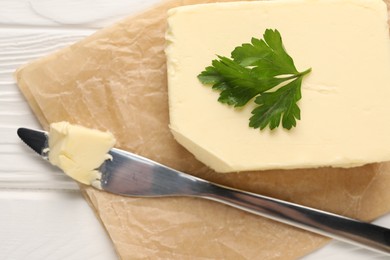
[
  {"left": 48, "top": 121, "right": 116, "bottom": 188},
  {"left": 170, "top": 126, "right": 372, "bottom": 172}
]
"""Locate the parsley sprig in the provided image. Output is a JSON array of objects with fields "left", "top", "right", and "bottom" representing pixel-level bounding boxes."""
[{"left": 198, "top": 29, "right": 311, "bottom": 130}]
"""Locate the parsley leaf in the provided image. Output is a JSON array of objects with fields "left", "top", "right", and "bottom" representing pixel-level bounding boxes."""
[{"left": 198, "top": 29, "right": 311, "bottom": 130}]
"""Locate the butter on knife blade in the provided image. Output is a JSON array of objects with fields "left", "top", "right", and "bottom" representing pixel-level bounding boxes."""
[
  {"left": 48, "top": 122, "right": 116, "bottom": 188},
  {"left": 19, "top": 121, "right": 116, "bottom": 188},
  {"left": 16, "top": 124, "right": 390, "bottom": 255}
]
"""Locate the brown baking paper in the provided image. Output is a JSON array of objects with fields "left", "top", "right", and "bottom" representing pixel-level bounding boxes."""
[{"left": 15, "top": 0, "right": 390, "bottom": 259}]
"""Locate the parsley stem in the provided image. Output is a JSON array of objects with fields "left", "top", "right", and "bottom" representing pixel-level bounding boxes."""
[
  {"left": 298, "top": 67, "right": 312, "bottom": 77},
  {"left": 281, "top": 68, "right": 312, "bottom": 81}
]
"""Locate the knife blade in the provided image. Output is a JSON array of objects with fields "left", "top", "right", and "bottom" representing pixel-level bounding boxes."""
[{"left": 17, "top": 127, "right": 390, "bottom": 255}]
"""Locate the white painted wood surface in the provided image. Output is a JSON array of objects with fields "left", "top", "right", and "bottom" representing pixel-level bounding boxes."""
[{"left": 0, "top": 0, "right": 389, "bottom": 259}]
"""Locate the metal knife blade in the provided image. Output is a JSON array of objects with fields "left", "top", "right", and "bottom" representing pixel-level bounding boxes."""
[
  {"left": 17, "top": 128, "right": 48, "bottom": 157},
  {"left": 17, "top": 127, "right": 390, "bottom": 255},
  {"left": 17, "top": 127, "right": 208, "bottom": 196}
]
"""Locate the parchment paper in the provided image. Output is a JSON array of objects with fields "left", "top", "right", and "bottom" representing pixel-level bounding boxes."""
[{"left": 15, "top": 0, "right": 390, "bottom": 259}]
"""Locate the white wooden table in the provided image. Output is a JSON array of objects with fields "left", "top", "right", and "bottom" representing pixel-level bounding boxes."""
[{"left": 0, "top": 1, "right": 389, "bottom": 259}]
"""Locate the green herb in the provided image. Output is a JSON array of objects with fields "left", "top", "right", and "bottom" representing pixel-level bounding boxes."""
[{"left": 198, "top": 29, "right": 311, "bottom": 130}]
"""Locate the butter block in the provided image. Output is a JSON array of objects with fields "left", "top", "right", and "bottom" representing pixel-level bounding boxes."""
[
  {"left": 166, "top": 0, "right": 390, "bottom": 172},
  {"left": 48, "top": 122, "right": 116, "bottom": 186}
]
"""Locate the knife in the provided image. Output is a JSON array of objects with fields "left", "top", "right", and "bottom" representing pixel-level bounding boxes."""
[{"left": 17, "top": 127, "right": 390, "bottom": 255}]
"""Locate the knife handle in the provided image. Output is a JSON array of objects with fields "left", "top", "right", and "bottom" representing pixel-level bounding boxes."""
[{"left": 199, "top": 182, "right": 390, "bottom": 255}]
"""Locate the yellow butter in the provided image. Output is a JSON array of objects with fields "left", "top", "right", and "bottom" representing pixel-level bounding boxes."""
[
  {"left": 48, "top": 122, "right": 116, "bottom": 186},
  {"left": 166, "top": 0, "right": 390, "bottom": 172}
]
